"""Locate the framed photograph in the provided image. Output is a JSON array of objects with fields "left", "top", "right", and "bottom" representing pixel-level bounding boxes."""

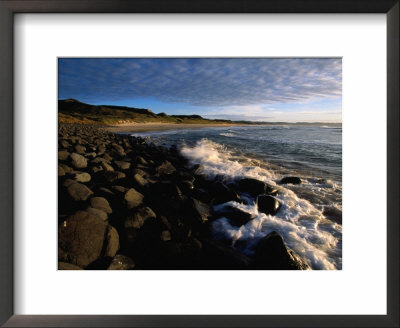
[{"left": 1, "top": 0, "right": 398, "bottom": 327}]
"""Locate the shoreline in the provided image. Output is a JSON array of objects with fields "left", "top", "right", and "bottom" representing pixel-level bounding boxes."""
[
  {"left": 104, "top": 122, "right": 246, "bottom": 133},
  {"left": 58, "top": 123, "right": 313, "bottom": 270}
]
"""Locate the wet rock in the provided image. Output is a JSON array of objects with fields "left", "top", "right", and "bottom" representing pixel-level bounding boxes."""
[
  {"left": 323, "top": 206, "right": 342, "bottom": 224},
  {"left": 280, "top": 176, "right": 302, "bottom": 185},
  {"left": 90, "top": 197, "right": 112, "bottom": 214},
  {"left": 214, "top": 204, "right": 254, "bottom": 226},
  {"left": 58, "top": 211, "right": 119, "bottom": 268},
  {"left": 67, "top": 182, "right": 93, "bottom": 201},
  {"left": 58, "top": 150, "right": 70, "bottom": 161},
  {"left": 156, "top": 161, "right": 176, "bottom": 175},
  {"left": 200, "top": 238, "right": 251, "bottom": 269},
  {"left": 257, "top": 195, "right": 281, "bottom": 215},
  {"left": 124, "top": 206, "right": 156, "bottom": 229},
  {"left": 237, "top": 177, "right": 266, "bottom": 196},
  {"left": 187, "top": 198, "right": 211, "bottom": 225},
  {"left": 124, "top": 188, "right": 144, "bottom": 209},
  {"left": 107, "top": 254, "right": 135, "bottom": 270},
  {"left": 58, "top": 262, "right": 83, "bottom": 270},
  {"left": 114, "top": 160, "right": 131, "bottom": 170},
  {"left": 251, "top": 231, "right": 310, "bottom": 270},
  {"left": 212, "top": 182, "right": 241, "bottom": 205},
  {"left": 70, "top": 152, "right": 87, "bottom": 169}
]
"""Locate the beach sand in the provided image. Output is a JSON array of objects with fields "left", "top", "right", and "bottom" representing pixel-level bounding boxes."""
[{"left": 105, "top": 122, "right": 243, "bottom": 133}]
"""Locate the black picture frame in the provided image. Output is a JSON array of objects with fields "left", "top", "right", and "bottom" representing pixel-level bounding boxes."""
[{"left": 0, "top": 1, "right": 398, "bottom": 327}]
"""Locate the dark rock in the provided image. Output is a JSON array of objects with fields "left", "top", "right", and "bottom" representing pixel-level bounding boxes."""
[
  {"left": 156, "top": 161, "right": 176, "bottom": 175},
  {"left": 58, "top": 262, "right": 83, "bottom": 270},
  {"left": 178, "top": 180, "right": 194, "bottom": 194},
  {"left": 86, "top": 207, "right": 108, "bottom": 221},
  {"left": 215, "top": 204, "right": 254, "bottom": 226},
  {"left": 124, "top": 206, "right": 156, "bottom": 229},
  {"left": 124, "top": 188, "right": 144, "bottom": 209},
  {"left": 102, "top": 171, "right": 126, "bottom": 183},
  {"left": 114, "top": 160, "right": 130, "bottom": 170},
  {"left": 70, "top": 152, "right": 88, "bottom": 169},
  {"left": 67, "top": 182, "right": 93, "bottom": 201},
  {"left": 133, "top": 173, "right": 149, "bottom": 188},
  {"left": 323, "top": 206, "right": 342, "bottom": 224},
  {"left": 74, "top": 144, "right": 86, "bottom": 154},
  {"left": 58, "top": 211, "right": 119, "bottom": 268},
  {"left": 280, "top": 176, "right": 302, "bottom": 185},
  {"left": 251, "top": 231, "right": 310, "bottom": 270},
  {"left": 160, "top": 230, "right": 172, "bottom": 242},
  {"left": 237, "top": 177, "right": 266, "bottom": 196},
  {"left": 257, "top": 195, "right": 281, "bottom": 215},
  {"left": 107, "top": 254, "right": 135, "bottom": 270},
  {"left": 200, "top": 238, "right": 251, "bottom": 269},
  {"left": 191, "top": 188, "right": 211, "bottom": 203},
  {"left": 70, "top": 171, "right": 91, "bottom": 183},
  {"left": 59, "top": 163, "right": 73, "bottom": 174},
  {"left": 90, "top": 197, "right": 112, "bottom": 214},
  {"left": 186, "top": 198, "right": 211, "bottom": 225},
  {"left": 58, "top": 150, "right": 70, "bottom": 161},
  {"left": 58, "top": 165, "right": 65, "bottom": 176},
  {"left": 101, "top": 162, "right": 114, "bottom": 172},
  {"left": 212, "top": 182, "right": 241, "bottom": 205}
]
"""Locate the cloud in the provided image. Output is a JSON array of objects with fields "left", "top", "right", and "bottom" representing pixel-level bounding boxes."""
[{"left": 58, "top": 58, "right": 342, "bottom": 107}]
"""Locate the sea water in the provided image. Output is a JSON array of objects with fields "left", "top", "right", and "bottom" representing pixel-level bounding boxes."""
[{"left": 130, "top": 125, "right": 342, "bottom": 270}]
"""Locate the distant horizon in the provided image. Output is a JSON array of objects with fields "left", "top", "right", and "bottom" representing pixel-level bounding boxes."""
[
  {"left": 58, "top": 58, "right": 342, "bottom": 123},
  {"left": 59, "top": 98, "right": 341, "bottom": 125}
]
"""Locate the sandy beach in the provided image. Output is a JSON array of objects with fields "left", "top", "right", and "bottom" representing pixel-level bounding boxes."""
[{"left": 105, "top": 122, "right": 243, "bottom": 133}]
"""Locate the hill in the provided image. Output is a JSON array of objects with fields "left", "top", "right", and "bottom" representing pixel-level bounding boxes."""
[{"left": 58, "top": 99, "right": 234, "bottom": 125}]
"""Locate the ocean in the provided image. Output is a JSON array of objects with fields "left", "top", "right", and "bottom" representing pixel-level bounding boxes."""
[{"left": 129, "top": 124, "right": 342, "bottom": 270}]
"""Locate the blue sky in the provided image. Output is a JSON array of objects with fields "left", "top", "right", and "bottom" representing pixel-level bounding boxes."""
[{"left": 58, "top": 58, "right": 342, "bottom": 122}]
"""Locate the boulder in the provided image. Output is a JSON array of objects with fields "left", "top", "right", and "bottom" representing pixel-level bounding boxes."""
[
  {"left": 161, "top": 230, "right": 172, "bottom": 242},
  {"left": 58, "top": 150, "right": 70, "bottom": 161},
  {"left": 101, "top": 162, "right": 114, "bottom": 172},
  {"left": 58, "top": 262, "right": 83, "bottom": 270},
  {"left": 59, "top": 163, "right": 73, "bottom": 174},
  {"left": 124, "top": 206, "right": 156, "bottom": 229},
  {"left": 200, "top": 238, "right": 251, "bottom": 269},
  {"left": 71, "top": 171, "right": 91, "bottom": 183},
  {"left": 58, "top": 211, "right": 119, "bottom": 268},
  {"left": 86, "top": 207, "right": 108, "bottom": 221},
  {"left": 237, "top": 177, "right": 266, "bottom": 196},
  {"left": 105, "top": 226, "right": 120, "bottom": 257},
  {"left": 257, "top": 195, "right": 281, "bottom": 215},
  {"left": 58, "top": 165, "right": 65, "bottom": 176},
  {"left": 90, "top": 197, "right": 112, "bottom": 214},
  {"left": 124, "top": 188, "right": 144, "bottom": 209},
  {"left": 133, "top": 173, "right": 149, "bottom": 188},
  {"left": 114, "top": 160, "right": 131, "bottom": 170},
  {"left": 212, "top": 182, "right": 241, "bottom": 205},
  {"left": 70, "top": 152, "right": 87, "bottom": 169},
  {"left": 251, "top": 231, "right": 310, "bottom": 270},
  {"left": 280, "top": 176, "right": 302, "bottom": 185},
  {"left": 102, "top": 171, "right": 126, "bottom": 183},
  {"left": 60, "top": 139, "right": 71, "bottom": 148},
  {"left": 107, "top": 254, "right": 135, "bottom": 270},
  {"left": 74, "top": 144, "right": 86, "bottom": 154},
  {"left": 215, "top": 204, "right": 254, "bottom": 226},
  {"left": 156, "top": 161, "right": 176, "bottom": 175},
  {"left": 67, "top": 182, "right": 93, "bottom": 201}
]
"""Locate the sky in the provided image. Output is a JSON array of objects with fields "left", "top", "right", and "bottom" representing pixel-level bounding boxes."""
[{"left": 58, "top": 58, "right": 342, "bottom": 123}]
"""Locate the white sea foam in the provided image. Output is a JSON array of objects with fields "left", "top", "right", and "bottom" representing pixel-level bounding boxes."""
[{"left": 180, "top": 138, "right": 342, "bottom": 270}]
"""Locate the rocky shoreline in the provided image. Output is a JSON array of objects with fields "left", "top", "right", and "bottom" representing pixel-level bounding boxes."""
[{"left": 58, "top": 123, "right": 310, "bottom": 270}]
